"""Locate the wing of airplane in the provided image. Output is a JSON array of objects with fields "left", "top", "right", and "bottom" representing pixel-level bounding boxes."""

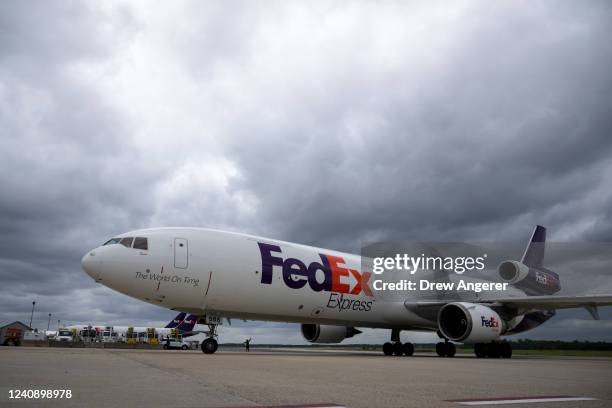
[
  {"left": 405, "top": 294, "right": 612, "bottom": 320},
  {"left": 483, "top": 294, "right": 612, "bottom": 320},
  {"left": 480, "top": 294, "right": 612, "bottom": 309},
  {"left": 405, "top": 226, "right": 612, "bottom": 321}
]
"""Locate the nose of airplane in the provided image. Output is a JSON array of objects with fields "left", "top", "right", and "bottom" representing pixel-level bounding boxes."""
[{"left": 81, "top": 251, "right": 100, "bottom": 279}]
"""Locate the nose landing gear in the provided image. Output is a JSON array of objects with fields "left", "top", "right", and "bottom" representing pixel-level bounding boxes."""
[{"left": 201, "top": 323, "right": 219, "bottom": 354}]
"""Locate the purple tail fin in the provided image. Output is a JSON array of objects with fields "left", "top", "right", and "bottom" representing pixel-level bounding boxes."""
[
  {"left": 521, "top": 225, "right": 546, "bottom": 268},
  {"left": 176, "top": 314, "right": 198, "bottom": 333},
  {"left": 165, "top": 312, "right": 187, "bottom": 328}
]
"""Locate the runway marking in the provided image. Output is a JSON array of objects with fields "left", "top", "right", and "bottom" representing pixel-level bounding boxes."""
[
  {"left": 216, "top": 404, "right": 345, "bottom": 408},
  {"left": 447, "top": 395, "right": 597, "bottom": 405}
]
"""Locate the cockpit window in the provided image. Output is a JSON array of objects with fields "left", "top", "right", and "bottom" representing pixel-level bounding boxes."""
[
  {"left": 103, "top": 238, "right": 121, "bottom": 246},
  {"left": 120, "top": 237, "right": 134, "bottom": 247},
  {"left": 133, "top": 237, "right": 148, "bottom": 250}
]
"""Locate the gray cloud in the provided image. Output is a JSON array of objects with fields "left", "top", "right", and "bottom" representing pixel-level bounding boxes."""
[{"left": 1, "top": 1, "right": 612, "bottom": 343}]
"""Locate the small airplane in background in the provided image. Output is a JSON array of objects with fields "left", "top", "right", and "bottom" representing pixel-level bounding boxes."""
[
  {"left": 82, "top": 225, "right": 612, "bottom": 356},
  {"left": 63, "top": 312, "right": 199, "bottom": 339}
]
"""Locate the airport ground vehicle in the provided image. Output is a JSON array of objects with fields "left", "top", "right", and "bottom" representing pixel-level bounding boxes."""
[
  {"left": 162, "top": 336, "right": 190, "bottom": 350},
  {"left": 82, "top": 225, "right": 612, "bottom": 357},
  {"left": 23, "top": 331, "right": 46, "bottom": 341},
  {"left": 54, "top": 329, "right": 74, "bottom": 343}
]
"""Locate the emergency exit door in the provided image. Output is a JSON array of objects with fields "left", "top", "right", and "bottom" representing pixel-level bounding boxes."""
[{"left": 174, "top": 238, "right": 188, "bottom": 269}]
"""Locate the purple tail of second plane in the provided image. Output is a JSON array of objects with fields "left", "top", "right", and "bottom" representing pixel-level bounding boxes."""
[
  {"left": 175, "top": 314, "right": 198, "bottom": 333},
  {"left": 165, "top": 312, "right": 187, "bottom": 328}
]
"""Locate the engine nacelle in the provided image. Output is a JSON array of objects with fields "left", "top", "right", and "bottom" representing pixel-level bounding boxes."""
[
  {"left": 438, "top": 302, "right": 504, "bottom": 343},
  {"left": 498, "top": 260, "right": 560, "bottom": 295},
  {"left": 301, "top": 324, "right": 361, "bottom": 344},
  {"left": 498, "top": 260, "right": 529, "bottom": 283}
]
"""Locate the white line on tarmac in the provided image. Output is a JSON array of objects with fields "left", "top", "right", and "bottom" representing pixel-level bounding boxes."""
[{"left": 449, "top": 396, "right": 597, "bottom": 405}]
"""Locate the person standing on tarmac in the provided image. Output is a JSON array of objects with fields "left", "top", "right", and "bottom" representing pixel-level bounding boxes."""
[{"left": 244, "top": 337, "right": 251, "bottom": 352}]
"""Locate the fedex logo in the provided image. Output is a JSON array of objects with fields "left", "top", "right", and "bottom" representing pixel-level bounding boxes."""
[
  {"left": 535, "top": 270, "right": 559, "bottom": 287},
  {"left": 258, "top": 243, "right": 373, "bottom": 297},
  {"left": 481, "top": 316, "right": 499, "bottom": 328}
]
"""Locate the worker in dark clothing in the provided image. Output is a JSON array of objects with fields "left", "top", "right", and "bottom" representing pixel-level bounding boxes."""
[{"left": 244, "top": 337, "right": 251, "bottom": 352}]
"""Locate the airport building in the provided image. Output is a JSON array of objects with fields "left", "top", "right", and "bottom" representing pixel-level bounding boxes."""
[{"left": 0, "top": 321, "right": 31, "bottom": 346}]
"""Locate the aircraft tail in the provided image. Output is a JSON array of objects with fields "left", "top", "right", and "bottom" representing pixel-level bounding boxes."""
[
  {"left": 176, "top": 314, "right": 198, "bottom": 333},
  {"left": 521, "top": 225, "right": 546, "bottom": 268},
  {"left": 165, "top": 312, "right": 187, "bottom": 328}
]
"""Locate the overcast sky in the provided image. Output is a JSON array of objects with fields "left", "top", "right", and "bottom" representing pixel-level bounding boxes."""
[{"left": 1, "top": 1, "right": 612, "bottom": 344}]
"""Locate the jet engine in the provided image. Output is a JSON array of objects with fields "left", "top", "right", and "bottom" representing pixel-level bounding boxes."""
[
  {"left": 301, "top": 324, "right": 362, "bottom": 343},
  {"left": 498, "top": 260, "right": 560, "bottom": 295},
  {"left": 437, "top": 302, "right": 504, "bottom": 343}
]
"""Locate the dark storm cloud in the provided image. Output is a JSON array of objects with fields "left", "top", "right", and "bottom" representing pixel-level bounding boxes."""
[
  {"left": 220, "top": 2, "right": 612, "bottom": 251},
  {"left": 1, "top": 1, "right": 611, "bottom": 342},
  {"left": 0, "top": 1, "right": 160, "bottom": 327}
]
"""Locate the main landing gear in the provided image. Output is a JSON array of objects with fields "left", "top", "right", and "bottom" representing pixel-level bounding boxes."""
[
  {"left": 436, "top": 340, "right": 456, "bottom": 357},
  {"left": 382, "top": 329, "right": 414, "bottom": 357},
  {"left": 434, "top": 331, "right": 456, "bottom": 357},
  {"left": 201, "top": 323, "right": 219, "bottom": 354},
  {"left": 382, "top": 341, "right": 414, "bottom": 356},
  {"left": 474, "top": 341, "right": 512, "bottom": 358}
]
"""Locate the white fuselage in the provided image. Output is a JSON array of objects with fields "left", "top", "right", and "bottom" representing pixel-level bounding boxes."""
[{"left": 81, "top": 228, "right": 519, "bottom": 332}]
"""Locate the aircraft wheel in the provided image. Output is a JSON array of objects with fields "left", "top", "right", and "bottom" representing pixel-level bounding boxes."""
[
  {"left": 382, "top": 342, "right": 393, "bottom": 356},
  {"left": 392, "top": 342, "right": 403, "bottom": 356},
  {"left": 487, "top": 342, "right": 501, "bottom": 358},
  {"left": 402, "top": 342, "right": 414, "bottom": 356},
  {"left": 201, "top": 338, "right": 218, "bottom": 354},
  {"left": 435, "top": 342, "right": 445, "bottom": 357},
  {"left": 446, "top": 342, "right": 456, "bottom": 357},
  {"left": 500, "top": 342, "right": 512, "bottom": 359},
  {"left": 474, "top": 343, "right": 486, "bottom": 358}
]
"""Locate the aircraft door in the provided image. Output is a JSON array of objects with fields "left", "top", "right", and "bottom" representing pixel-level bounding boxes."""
[{"left": 174, "top": 238, "right": 188, "bottom": 269}]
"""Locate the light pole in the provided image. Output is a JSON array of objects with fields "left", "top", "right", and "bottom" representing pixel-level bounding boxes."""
[
  {"left": 29, "top": 301, "right": 36, "bottom": 329},
  {"left": 57, "top": 319, "right": 61, "bottom": 329},
  {"left": 47, "top": 313, "right": 52, "bottom": 331}
]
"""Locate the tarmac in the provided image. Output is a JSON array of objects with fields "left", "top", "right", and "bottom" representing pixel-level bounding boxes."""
[{"left": 1, "top": 346, "right": 611, "bottom": 408}]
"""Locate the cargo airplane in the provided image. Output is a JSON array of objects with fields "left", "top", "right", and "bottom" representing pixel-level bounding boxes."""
[
  {"left": 64, "top": 312, "right": 198, "bottom": 339},
  {"left": 81, "top": 226, "right": 612, "bottom": 357}
]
